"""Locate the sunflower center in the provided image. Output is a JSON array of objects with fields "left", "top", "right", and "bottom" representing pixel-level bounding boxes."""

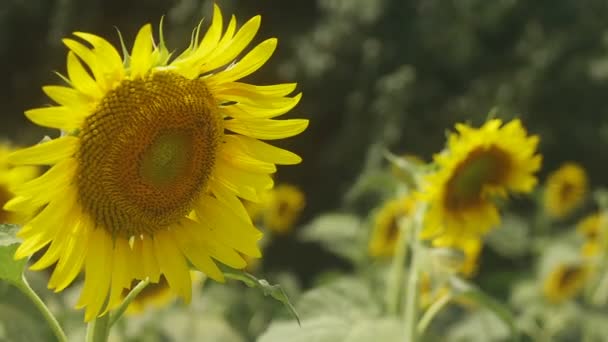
[
  {"left": 445, "top": 145, "right": 511, "bottom": 210},
  {"left": 76, "top": 71, "right": 223, "bottom": 238},
  {"left": 558, "top": 265, "right": 583, "bottom": 290},
  {"left": 559, "top": 182, "right": 576, "bottom": 201},
  {"left": 386, "top": 216, "right": 401, "bottom": 242},
  {"left": 0, "top": 185, "right": 12, "bottom": 223}
]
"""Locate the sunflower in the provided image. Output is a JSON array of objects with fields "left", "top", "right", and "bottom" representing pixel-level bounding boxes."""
[
  {"left": 421, "top": 119, "right": 541, "bottom": 240},
  {"left": 5, "top": 5, "right": 307, "bottom": 321},
  {"left": 260, "top": 184, "right": 305, "bottom": 235},
  {"left": 577, "top": 212, "right": 607, "bottom": 257},
  {"left": 542, "top": 262, "right": 590, "bottom": 303},
  {"left": 368, "top": 195, "right": 416, "bottom": 257},
  {"left": 0, "top": 143, "right": 38, "bottom": 224},
  {"left": 543, "top": 162, "right": 588, "bottom": 219}
]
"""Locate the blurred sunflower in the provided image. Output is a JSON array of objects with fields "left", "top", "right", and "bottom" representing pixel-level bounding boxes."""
[
  {"left": 543, "top": 162, "right": 588, "bottom": 219},
  {"left": 5, "top": 4, "right": 307, "bottom": 321},
  {"left": 543, "top": 263, "right": 590, "bottom": 303},
  {"left": 369, "top": 195, "right": 416, "bottom": 257},
  {"left": 260, "top": 184, "right": 306, "bottom": 235},
  {"left": 577, "top": 212, "right": 607, "bottom": 257},
  {"left": 421, "top": 119, "right": 541, "bottom": 240},
  {"left": 0, "top": 143, "right": 38, "bottom": 224}
]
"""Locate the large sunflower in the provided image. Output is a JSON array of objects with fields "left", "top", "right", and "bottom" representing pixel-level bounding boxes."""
[
  {"left": 421, "top": 119, "right": 541, "bottom": 240},
  {"left": 543, "top": 162, "right": 588, "bottom": 219},
  {"left": 5, "top": 5, "right": 307, "bottom": 321},
  {"left": 0, "top": 143, "right": 38, "bottom": 224}
]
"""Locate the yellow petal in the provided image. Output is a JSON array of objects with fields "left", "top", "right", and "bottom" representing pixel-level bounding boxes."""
[
  {"left": 153, "top": 229, "right": 192, "bottom": 303},
  {"left": 224, "top": 118, "right": 309, "bottom": 140},
  {"left": 200, "top": 15, "right": 261, "bottom": 73},
  {"left": 42, "top": 86, "right": 93, "bottom": 112},
  {"left": 218, "top": 142, "right": 276, "bottom": 174},
  {"left": 207, "top": 38, "right": 277, "bottom": 85},
  {"left": 214, "top": 82, "right": 297, "bottom": 97},
  {"left": 73, "top": 32, "right": 124, "bottom": 84},
  {"left": 224, "top": 135, "right": 302, "bottom": 165},
  {"left": 195, "top": 195, "right": 262, "bottom": 257},
  {"left": 8, "top": 137, "right": 78, "bottom": 165},
  {"left": 130, "top": 24, "right": 154, "bottom": 78},
  {"left": 63, "top": 38, "right": 109, "bottom": 91},
  {"left": 210, "top": 182, "right": 253, "bottom": 224},
  {"left": 139, "top": 237, "right": 161, "bottom": 283},
  {"left": 25, "top": 107, "right": 86, "bottom": 131},
  {"left": 65, "top": 52, "right": 103, "bottom": 99},
  {"left": 195, "top": 4, "right": 223, "bottom": 61},
  {"left": 76, "top": 228, "right": 113, "bottom": 321},
  {"left": 48, "top": 220, "right": 88, "bottom": 291},
  {"left": 222, "top": 94, "right": 301, "bottom": 119},
  {"left": 214, "top": 159, "right": 273, "bottom": 194}
]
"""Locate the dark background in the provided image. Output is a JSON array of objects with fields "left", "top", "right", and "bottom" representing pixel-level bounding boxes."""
[{"left": 2, "top": 0, "right": 608, "bottom": 238}]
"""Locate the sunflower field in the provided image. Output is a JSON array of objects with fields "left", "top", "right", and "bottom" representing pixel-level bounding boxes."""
[{"left": 2, "top": 1, "right": 608, "bottom": 341}]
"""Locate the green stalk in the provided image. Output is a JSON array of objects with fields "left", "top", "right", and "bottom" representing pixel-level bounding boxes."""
[
  {"left": 385, "top": 217, "right": 411, "bottom": 315},
  {"left": 15, "top": 275, "right": 68, "bottom": 342},
  {"left": 86, "top": 313, "right": 110, "bottom": 342},
  {"left": 416, "top": 292, "right": 452, "bottom": 335},
  {"left": 86, "top": 278, "right": 150, "bottom": 342},
  {"left": 109, "top": 278, "right": 150, "bottom": 327},
  {"left": 403, "top": 204, "right": 426, "bottom": 342}
]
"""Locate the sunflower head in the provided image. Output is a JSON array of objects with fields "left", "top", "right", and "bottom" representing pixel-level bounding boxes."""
[
  {"left": 577, "top": 212, "right": 607, "bottom": 257},
  {"left": 368, "top": 195, "right": 417, "bottom": 257},
  {"left": 542, "top": 262, "right": 590, "bottom": 303},
  {"left": 259, "top": 184, "right": 306, "bottom": 235},
  {"left": 543, "top": 162, "right": 588, "bottom": 219},
  {"left": 5, "top": 4, "right": 307, "bottom": 321},
  {"left": 421, "top": 118, "right": 541, "bottom": 240},
  {"left": 0, "top": 143, "right": 38, "bottom": 224}
]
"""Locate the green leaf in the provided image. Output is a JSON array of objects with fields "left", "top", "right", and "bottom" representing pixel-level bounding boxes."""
[
  {"left": 446, "top": 309, "right": 511, "bottom": 342},
  {"left": 298, "top": 213, "right": 367, "bottom": 264},
  {"left": 296, "top": 276, "right": 381, "bottom": 319},
  {"left": 259, "top": 316, "right": 403, "bottom": 342},
  {"left": 486, "top": 214, "right": 530, "bottom": 258},
  {"left": 0, "top": 224, "right": 20, "bottom": 246},
  {"left": 0, "top": 224, "right": 26, "bottom": 285},
  {"left": 224, "top": 271, "right": 300, "bottom": 325},
  {"left": 451, "top": 277, "right": 520, "bottom": 342}
]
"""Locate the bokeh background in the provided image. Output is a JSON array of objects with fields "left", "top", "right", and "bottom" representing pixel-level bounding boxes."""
[{"left": 2, "top": 0, "right": 608, "bottom": 290}]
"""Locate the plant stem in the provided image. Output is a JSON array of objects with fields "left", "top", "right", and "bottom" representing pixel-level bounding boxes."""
[
  {"left": 86, "top": 313, "right": 110, "bottom": 342},
  {"left": 416, "top": 292, "right": 451, "bottom": 335},
  {"left": 15, "top": 275, "right": 67, "bottom": 342},
  {"left": 385, "top": 217, "right": 410, "bottom": 315},
  {"left": 108, "top": 278, "right": 150, "bottom": 327},
  {"left": 85, "top": 278, "right": 150, "bottom": 342},
  {"left": 403, "top": 204, "right": 426, "bottom": 342}
]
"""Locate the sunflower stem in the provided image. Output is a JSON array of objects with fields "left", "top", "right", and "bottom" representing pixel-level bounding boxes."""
[
  {"left": 403, "top": 204, "right": 426, "bottom": 342},
  {"left": 86, "top": 313, "right": 110, "bottom": 342},
  {"left": 15, "top": 275, "right": 68, "bottom": 342},
  {"left": 385, "top": 217, "right": 411, "bottom": 315},
  {"left": 108, "top": 278, "right": 150, "bottom": 327},
  {"left": 416, "top": 292, "right": 452, "bottom": 335}
]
